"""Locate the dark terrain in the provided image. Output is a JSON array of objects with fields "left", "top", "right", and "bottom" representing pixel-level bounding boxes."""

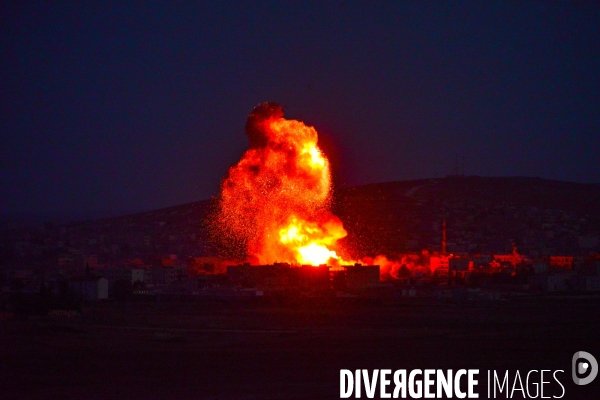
[
  {"left": 2, "top": 176, "right": 600, "bottom": 399},
  {"left": 1, "top": 296, "right": 599, "bottom": 399},
  {"left": 5, "top": 176, "right": 596, "bottom": 265}
]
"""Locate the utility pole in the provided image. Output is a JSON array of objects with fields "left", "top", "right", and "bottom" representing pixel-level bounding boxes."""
[{"left": 442, "top": 219, "right": 447, "bottom": 255}]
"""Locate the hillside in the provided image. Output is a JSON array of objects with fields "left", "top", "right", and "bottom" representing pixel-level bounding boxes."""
[
  {"left": 334, "top": 176, "right": 600, "bottom": 256},
  {"left": 7, "top": 176, "right": 598, "bottom": 266}
]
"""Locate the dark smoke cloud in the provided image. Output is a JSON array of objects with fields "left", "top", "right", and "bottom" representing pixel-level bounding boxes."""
[{"left": 245, "top": 102, "right": 284, "bottom": 149}]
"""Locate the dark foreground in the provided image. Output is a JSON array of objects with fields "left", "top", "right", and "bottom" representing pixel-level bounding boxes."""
[{"left": 1, "top": 296, "right": 599, "bottom": 400}]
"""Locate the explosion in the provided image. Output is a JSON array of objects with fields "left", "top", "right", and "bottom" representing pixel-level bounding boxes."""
[
  {"left": 213, "top": 102, "right": 347, "bottom": 266},
  {"left": 212, "top": 102, "right": 408, "bottom": 276}
]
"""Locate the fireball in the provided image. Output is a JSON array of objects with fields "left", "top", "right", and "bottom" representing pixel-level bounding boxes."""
[{"left": 213, "top": 102, "right": 346, "bottom": 265}]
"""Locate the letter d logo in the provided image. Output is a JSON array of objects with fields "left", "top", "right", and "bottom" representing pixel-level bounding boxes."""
[{"left": 572, "top": 351, "right": 598, "bottom": 385}]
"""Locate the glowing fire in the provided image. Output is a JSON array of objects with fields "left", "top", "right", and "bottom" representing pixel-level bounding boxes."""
[
  {"left": 212, "top": 102, "right": 410, "bottom": 278},
  {"left": 213, "top": 102, "right": 349, "bottom": 266},
  {"left": 278, "top": 215, "right": 346, "bottom": 265}
]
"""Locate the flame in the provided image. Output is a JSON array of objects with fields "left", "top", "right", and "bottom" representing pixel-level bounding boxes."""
[
  {"left": 212, "top": 102, "right": 417, "bottom": 278},
  {"left": 278, "top": 215, "right": 345, "bottom": 265},
  {"left": 213, "top": 102, "right": 347, "bottom": 266}
]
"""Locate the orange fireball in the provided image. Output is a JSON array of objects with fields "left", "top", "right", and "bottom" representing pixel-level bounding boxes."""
[{"left": 213, "top": 102, "right": 346, "bottom": 266}]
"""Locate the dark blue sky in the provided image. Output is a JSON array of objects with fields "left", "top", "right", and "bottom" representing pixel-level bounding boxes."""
[{"left": 1, "top": 1, "right": 599, "bottom": 217}]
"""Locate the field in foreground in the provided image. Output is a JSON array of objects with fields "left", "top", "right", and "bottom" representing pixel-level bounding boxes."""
[{"left": 1, "top": 296, "right": 599, "bottom": 400}]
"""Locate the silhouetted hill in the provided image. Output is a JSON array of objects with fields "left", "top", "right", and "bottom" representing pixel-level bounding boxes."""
[
  {"left": 333, "top": 176, "right": 600, "bottom": 256},
  {"left": 417, "top": 176, "right": 600, "bottom": 217},
  {"left": 51, "top": 176, "right": 600, "bottom": 260},
  {"left": 336, "top": 176, "right": 600, "bottom": 217}
]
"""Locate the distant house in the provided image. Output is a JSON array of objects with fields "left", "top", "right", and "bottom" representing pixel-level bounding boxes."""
[
  {"left": 430, "top": 255, "right": 449, "bottom": 273},
  {"left": 581, "top": 276, "right": 600, "bottom": 291},
  {"left": 549, "top": 256, "right": 574, "bottom": 270},
  {"left": 532, "top": 260, "right": 549, "bottom": 275},
  {"left": 529, "top": 272, "right": 576, "bottom": 292},
  {"left": 345, "top": 264, "right": 380, "bottom": 290},
  {"left": 96, "top": 266, "right": 128, "bottom": 282},
  {"left": 449, "top": 257, "right": 470, "bottom": 271},
  {"left": 546, "top": 273, "right": 574, "bottom": 291},
  {"left": 68, "top": 277, "right": 108, "bottom": 301},
  {"left": 471, "top": 254, "right": 493, "bottom": 266},
  {"left": 132, "top": 269, "right": 145, "bottom": 284}
]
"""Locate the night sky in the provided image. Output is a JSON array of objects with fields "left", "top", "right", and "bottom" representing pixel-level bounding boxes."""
[{"left": 1, "top": 1, "right": 599, "bottom": 218}]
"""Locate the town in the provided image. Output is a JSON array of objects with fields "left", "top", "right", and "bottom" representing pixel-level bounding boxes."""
[{"left": 1, "top": 177, "right": 599, "bottom": 315}]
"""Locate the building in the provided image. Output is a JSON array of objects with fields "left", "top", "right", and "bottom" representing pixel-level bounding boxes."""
[
  {"left": 226, "top": 263, "right": 381, "bottom": 292},
  {"left": 294, "top": 265, "right": 330, "bottom": 291},
  {"left": 227, "top": 263, "right": 293, "bottom": 291},
  {"left": 98, "top": 266, "right": 133, "bottom": 284},
  {"left": 82, "top": 254, "right": 98, "bottom": 269},
  {"left": 430, "top": 255, "right": 449, "bottom": 274},
  {"left": 164, "top": 265, "right": 188, "bottom": 286},
  {"left": 549, "top": 256, "right": 573, "bottom": 270},
  {"left": 449, "top": 257, "right": 470, "bottom": 271},
  {"left": 532, "top": 260, "right": 549, "bottom": 275},
  {"left": 69, "top": 277, "right": 108, "bottom": 301},
  {"left": 345, "top": 264, "right": 380, "bottom": 290},
  {"left": 132, "top": 269, "right": 145, "bottom": 284},
  {"left": 471, "top": 254, "right": 493, "bottom": 267},
  {"left": 579, "top": 276, "right": 600, "bottom": 291},
  {"left": 529, "top": 272, "right": 576, "bottom": 292}
]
